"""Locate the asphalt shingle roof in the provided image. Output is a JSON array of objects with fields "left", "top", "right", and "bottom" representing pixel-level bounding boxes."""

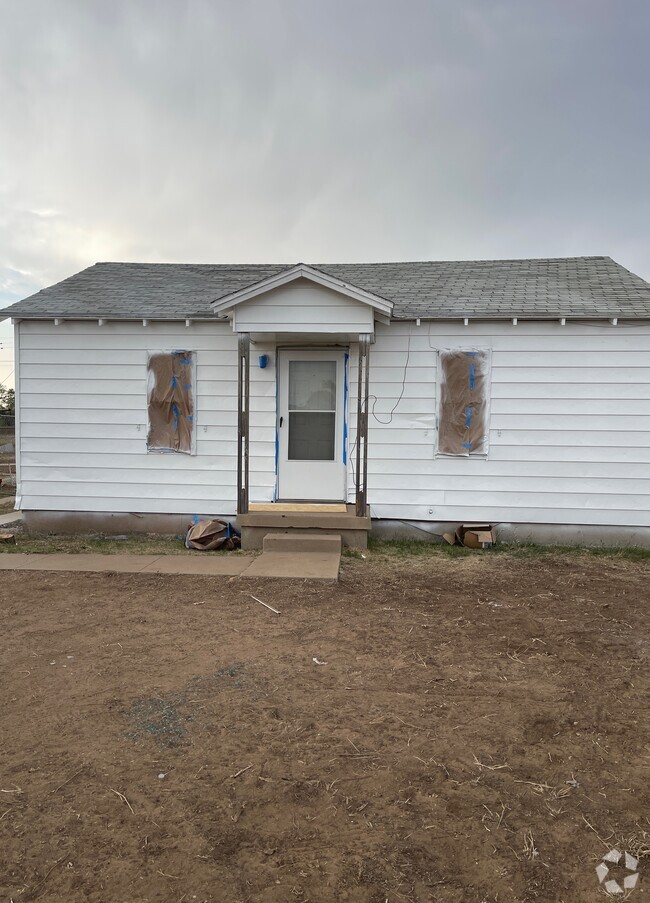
[{"left": 2, "top": 256, "right": 650, "bottom": 320}]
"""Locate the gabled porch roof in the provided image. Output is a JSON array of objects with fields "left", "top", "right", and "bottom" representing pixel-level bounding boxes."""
[{"left": 209, "top": 263, "right": 394, "bottom": 319}]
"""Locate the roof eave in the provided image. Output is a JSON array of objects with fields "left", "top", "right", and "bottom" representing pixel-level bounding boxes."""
[
  {"left": 0, "top": 313, "right": 224, "bottom": 323},
  {"left": 391, "top": 312, "right": 650, "bottom": 321}
]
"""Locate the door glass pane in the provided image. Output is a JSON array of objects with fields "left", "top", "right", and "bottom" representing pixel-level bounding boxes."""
[
  {"left": 288, "top": 361, "right": 336, "bottom": 411},
  {"left": 288, "top": 412, "right": 335, "bottom": 460}
]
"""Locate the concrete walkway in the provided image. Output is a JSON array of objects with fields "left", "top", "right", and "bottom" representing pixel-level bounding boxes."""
[
  {"left": 0, "top": 529, "right": 341, "bottom": 581},
  {"left": 0, "top": 510, "right": 21, "bottom": 528},
  {"left": 0, "top": 545, "right": 340, "bottom": 582},
  {"left": 0, "top": 553, "right": 250, "bottom": 576}
]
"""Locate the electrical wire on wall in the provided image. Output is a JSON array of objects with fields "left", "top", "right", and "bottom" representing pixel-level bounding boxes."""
[
  {"left": 349, "top": 324, "right": 417, "bottom": 490},
  {"left": 427, "top": 320, "right": 437, "bottom": 350},
  {"left": 367, "top": 326, "right": 413, "bottom": 425}
]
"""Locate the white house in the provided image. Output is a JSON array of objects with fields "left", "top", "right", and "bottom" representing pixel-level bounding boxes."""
[{"left": 3, "top": 256, "right": 650, "bottom": 548}]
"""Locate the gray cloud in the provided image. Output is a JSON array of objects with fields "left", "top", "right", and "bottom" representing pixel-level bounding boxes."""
[{"left": 1, "top": 0, "right": 649, "bottom": 348}]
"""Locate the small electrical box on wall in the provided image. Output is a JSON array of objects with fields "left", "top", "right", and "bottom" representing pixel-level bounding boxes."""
[{"left": 258, "top": 354, "right": 269, "bottom": 369}]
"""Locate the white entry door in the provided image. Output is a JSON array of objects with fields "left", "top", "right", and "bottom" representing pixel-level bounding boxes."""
[{"left": 277, "top": 348, "right": 347, "bottom": 501}]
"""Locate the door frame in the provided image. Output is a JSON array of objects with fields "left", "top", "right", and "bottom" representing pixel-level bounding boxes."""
[{"left": 276, "top": 346, "right": 348, "bottom": 502}]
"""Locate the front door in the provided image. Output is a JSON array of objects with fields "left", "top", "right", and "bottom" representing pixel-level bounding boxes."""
[{"left": 277, "top": 348, "right": 347, "bottom": 501}]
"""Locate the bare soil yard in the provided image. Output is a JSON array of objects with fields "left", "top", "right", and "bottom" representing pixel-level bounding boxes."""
[{"left": 0, "top": 547, "right": 648, "bottom": 902}]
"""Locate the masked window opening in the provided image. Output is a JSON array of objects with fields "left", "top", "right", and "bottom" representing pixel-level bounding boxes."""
[
  {"left": 438, "top": 350, "right": 490, "bottom": 456},
  {"left": 147, "top": 351, "right": 195, "bottom": 454}
]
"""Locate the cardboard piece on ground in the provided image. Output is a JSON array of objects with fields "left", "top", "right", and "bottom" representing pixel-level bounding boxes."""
[{"left": 443, "top": 523, "right": 495, "bottom": 549}]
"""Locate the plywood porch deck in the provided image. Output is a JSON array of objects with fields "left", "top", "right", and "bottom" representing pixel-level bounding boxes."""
[{"left": 249, "top": 502, "right": 348, "bottom": 513}]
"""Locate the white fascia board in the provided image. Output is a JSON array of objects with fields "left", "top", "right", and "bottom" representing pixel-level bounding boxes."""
[
  {"left": 210, "top": 263, "right": 394, "bottom": 317},
  {"left": 394, "top": 314, "right": 647, "bottom": 323},
  {"left": 2, "top": 316, "right": 221, "bottom": 323}
]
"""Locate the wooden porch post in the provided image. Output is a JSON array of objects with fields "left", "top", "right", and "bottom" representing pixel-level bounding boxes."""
[
  {"left": 237, "top": 333, "right": 250, "bottom": 515},
  {"left": 355, "top": 334, "right": 370, "bottom": 517}
]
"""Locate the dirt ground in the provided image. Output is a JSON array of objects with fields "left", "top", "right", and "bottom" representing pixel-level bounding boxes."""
[{"left": 0, "top": 548, "right": 648, "bottom": 902}]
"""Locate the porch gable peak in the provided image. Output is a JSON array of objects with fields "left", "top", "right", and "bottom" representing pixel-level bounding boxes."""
[{"left": 210, "top": 263, "right": 394, "bottom": 318}]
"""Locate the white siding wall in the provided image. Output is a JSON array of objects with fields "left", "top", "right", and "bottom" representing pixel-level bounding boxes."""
[
  {"left": 248, "top": 339, "right": 278, "bottom": 503},
  {"left": 17, "top": 320, "right": 250, "bottom": 515},
  {"left": 348, "top": 320, "right": 650, "bottom": 526},
  {"left": 18, "top": 317, "right": 650, "bottom": 529},
  {"left": 233, "top": 278, "right": 374, "bottom": 333}
]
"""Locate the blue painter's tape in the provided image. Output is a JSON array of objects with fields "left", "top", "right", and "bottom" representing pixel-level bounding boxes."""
[
  {"left": 465, "top": 351, "right": 479, "bottom": 356},
  {"left": 343, "top": 352, "right": 349, "bottom": 465},
  {"left": 462, "top": 442, "right": 472, "bottom": 448},
  {"left": 184, "top": 384, "right": 192, "bottom": 390},
  {"left": 193, "top": 514, "right": 199, "bottom": 524},
  {"left": 172, "top": 376, "right": 177, "bottom": 388},
  {"left": 465, "top": 406, "right": 472, "bottom": 428},
  {"left": 469, "top": 363, "right": 475, "bottom": 390},
  {"left": 187, "top": 414, "right": 193, "bottom": 421}
]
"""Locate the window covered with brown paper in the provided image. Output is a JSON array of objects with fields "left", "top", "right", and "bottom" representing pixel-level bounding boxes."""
[
  {"left": 438, "top": 350, "right": 489, "bottom": 456},
  {"left": 147, "top": 351, "right": 194, "bottom": 454}
]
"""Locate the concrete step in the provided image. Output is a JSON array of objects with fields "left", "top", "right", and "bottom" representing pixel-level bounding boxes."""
[
  {"left": 262, "top": 531, "right": 342, "bottom": 554},
  {"left": 242, "top": 550, "right": 340, "bottom": 582}
]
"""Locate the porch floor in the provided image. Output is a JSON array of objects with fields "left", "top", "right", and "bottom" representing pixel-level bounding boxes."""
[{"left": 249, "top": 502, "right": 347, "bottom": 513}]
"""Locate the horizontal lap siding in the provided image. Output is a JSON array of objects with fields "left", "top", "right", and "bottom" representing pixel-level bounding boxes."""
[
  {"left": 233, "top": 280, "right": 374, "bottom": 333},
  {"left": 248, "top": 340, "right": 278, "bottom": 503},
  {"left": 17, "top": 320, "right": 277, "bottom": 515},
  {"left": 18, "top": 317, "right": 650, "bottom": 527},
  {"left": 357, "top": 321, "right": 650, "bottom": 526}
]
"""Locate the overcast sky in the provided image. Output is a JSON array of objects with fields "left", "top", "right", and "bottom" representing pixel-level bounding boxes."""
[{"left": 1, "top": 0, "right": 649, "bottom": 382}]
